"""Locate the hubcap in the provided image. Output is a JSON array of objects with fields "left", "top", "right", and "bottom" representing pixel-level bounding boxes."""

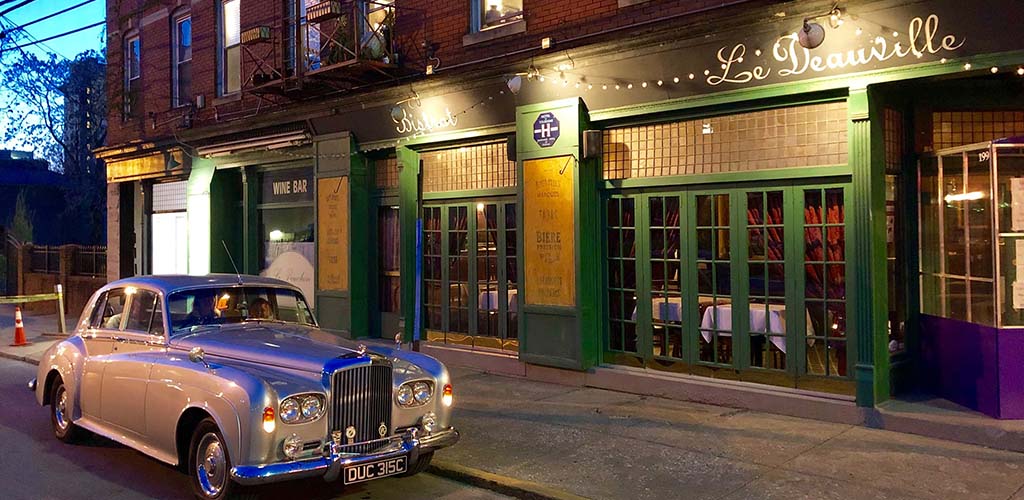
[
  {"left": 196, "top": 433, "right": 226, "bottom": 497},
  {"left": 54, "top": 386, "right": 68, "bottom": 432}
]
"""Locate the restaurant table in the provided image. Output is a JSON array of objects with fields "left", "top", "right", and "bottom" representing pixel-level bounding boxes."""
[
  {"left": 478, "top": 288, "right": 518, "bottom": 312},
  {"left": 699, "top": 303, "right": 814, "bottom": 354},
  {"left": 631, "top": 296, "right": 724, "bottom": 321}
]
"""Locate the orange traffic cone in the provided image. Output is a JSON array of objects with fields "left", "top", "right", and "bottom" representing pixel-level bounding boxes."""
[{"left": 10, "top": 306, "right": 30, "bottom": 347}]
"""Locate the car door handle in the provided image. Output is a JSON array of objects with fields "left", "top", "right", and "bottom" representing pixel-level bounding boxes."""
[{"left": 113, "top": 336, "right": 127, "bottom": 343}]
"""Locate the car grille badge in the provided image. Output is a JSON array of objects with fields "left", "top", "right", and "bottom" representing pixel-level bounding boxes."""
[
  {"left": 345, "top": 425, "right": 357, "bottom": 444},
  {"left": 378, "top": 422, "right": 388, "bottom": 438},
  {"left": 331, "top": 430, "right": 342, "bottom": 445}
]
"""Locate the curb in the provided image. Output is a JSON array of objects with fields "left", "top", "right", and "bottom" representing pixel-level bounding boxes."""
[
  {"left": 428, "top": 461, "right": 589, "bottom": 500},
  {"left": 0, "top": 349, "right": 39, "bottom": 365}
]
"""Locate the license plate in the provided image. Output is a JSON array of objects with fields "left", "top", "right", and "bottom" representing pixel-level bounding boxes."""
[{"left": 343, "top": 456, "right": 407, "bottom": 484}]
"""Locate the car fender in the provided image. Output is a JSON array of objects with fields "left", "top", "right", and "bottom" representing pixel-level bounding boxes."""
[{"left": 35, "top": 338, "right": 86, "bottom": 414}]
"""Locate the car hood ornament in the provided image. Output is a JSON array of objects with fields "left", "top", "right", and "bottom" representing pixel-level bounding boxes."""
[{"left": 357, "top": 344, "right": 368, "bottom": 356}]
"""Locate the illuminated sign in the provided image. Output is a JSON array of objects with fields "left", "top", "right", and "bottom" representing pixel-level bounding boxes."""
[
  {"left": 392, "top": 106, "right": 458, "bottom": 137},
  {"left": 533, "top": 112, "right": 560, "bottom": 148},
  {"left": 706, "top": 14, "right": 964, "bottom": 86}
]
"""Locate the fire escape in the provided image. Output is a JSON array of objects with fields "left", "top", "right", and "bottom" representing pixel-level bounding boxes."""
[{"left": 240, "top": 0, "right": 422, "bottom": 97}]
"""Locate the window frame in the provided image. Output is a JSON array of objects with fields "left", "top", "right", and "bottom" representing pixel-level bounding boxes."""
[
  {"left": 218, "top": 0, "right": 241, "bottom": 96},
  {"left": 471, "top": 0, "right": 524, "bottom": 33},
  {"left": 123, "top": 33, "right": 141, "bottom": 119},
  {"left": 172, "top": 11, "right": 192, "bottom": 108}
]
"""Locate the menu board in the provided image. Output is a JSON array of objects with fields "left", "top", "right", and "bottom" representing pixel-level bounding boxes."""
[
  {"left": 317, "top": 177, "right": 349, "bottom": 292},
  {"left": 523, "top": 156, "right": 575, "bottom": 307}
]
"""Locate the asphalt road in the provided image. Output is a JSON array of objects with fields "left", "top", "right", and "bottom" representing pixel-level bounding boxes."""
[{"left": 0, "top": 357, "right": 506, "bottom": 500}]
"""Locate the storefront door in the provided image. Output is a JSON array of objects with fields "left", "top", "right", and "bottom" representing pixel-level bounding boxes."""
[
  {"left": 377, "top": 204, "right": 401, "bottom": 339},
  {"left": 605, "top": 182, "right": 851, "bottom": 391}
]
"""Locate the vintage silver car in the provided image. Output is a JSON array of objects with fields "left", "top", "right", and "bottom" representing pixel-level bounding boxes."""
[{"left": 28, "top": 275, "right": 458, "bottom": 499}]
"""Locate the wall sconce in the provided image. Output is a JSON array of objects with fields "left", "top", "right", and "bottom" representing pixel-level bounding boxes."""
[
  {"left": 798, "top": 20, "right": 826, "bottom": 49},
  {"left": 506, "top": 75, "right": 522, "bottom": 94}
]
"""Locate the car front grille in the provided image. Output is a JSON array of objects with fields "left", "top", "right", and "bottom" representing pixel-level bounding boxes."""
[{"left": 330, "top": 362, "right": 393, "bottom": 447}]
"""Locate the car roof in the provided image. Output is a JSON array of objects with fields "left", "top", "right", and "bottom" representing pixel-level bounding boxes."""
[{"left": 101, "top": 274, "right": 299, "bottom": 296}]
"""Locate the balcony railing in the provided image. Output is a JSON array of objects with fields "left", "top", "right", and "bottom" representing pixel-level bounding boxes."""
[{"left": 241, "top": 0, "right": 421, "bottom": 96}]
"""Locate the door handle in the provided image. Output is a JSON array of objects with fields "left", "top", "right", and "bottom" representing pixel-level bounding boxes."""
[{"left": 113, "top": 336, "right": 127, "bottom": 343}]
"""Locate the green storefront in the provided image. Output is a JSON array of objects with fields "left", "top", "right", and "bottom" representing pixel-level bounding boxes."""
[{"left": 171, "top": 0, "right": 1024, "bottom": 412}]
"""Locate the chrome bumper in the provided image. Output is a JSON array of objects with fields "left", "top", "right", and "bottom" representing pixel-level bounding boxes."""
[{"left": 230, "top": 427, "right": 459, "bottom": 486}]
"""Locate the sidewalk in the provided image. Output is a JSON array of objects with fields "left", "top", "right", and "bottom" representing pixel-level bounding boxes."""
[
  {"left": 0, "top": 304, "right": 75, "bottom": 364},
  {"left": 434, "top": 366, "right": 1024, "bottom": 500},
  {"left": 6, "top": 329, "right": 1024, "bottom": 499}
]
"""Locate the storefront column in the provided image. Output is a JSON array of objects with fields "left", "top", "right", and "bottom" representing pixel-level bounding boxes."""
[
  {"left": 186, "top": 158, "right": 216, "bottom": 276},
  {"left": 514, "top": 98, "right": 601, "bottom": 370},
  {"left": 397, "top": 146, "right": 420, "bottom": 344},
  {"left": 849, "top": 87, "right": 890, "bottom": 406},
  {"left": 314, "top": 132, "right": 371, "bottom": 338}
]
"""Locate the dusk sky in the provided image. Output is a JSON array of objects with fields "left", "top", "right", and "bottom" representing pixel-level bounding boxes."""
[
  {"left": 2, "top": 0, "right": 105, "bottom": 60},
  {"left": 1, "top": 0, "right": 105, "bottom": 153}
]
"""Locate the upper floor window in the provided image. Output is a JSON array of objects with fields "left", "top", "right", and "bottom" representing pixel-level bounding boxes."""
[
  {"left": 124, "top": 35, "right": 141, "bottom": 119},
  {"left": 173, "top": 13, "right": 192, "bottom": 107},
  {"left": 219, "top": 0, "right": 241, "bottom": 95},
  {"left": 473, "top": 0, "right": 523, "bottom": 32}
]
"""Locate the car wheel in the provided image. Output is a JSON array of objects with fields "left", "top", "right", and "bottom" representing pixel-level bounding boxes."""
[
  {"left": 50, "top": 378, "right": 83, "bottom": 443},
  {"left": 188, "top": 418, "right": 242, "bottom": 500},
  {"left": 400, "top": 451, "right": 433, "bottom": 477}
]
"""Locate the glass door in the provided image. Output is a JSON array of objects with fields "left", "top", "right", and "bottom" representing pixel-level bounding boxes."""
[{"left": 603, "top": 182, "right": 852, "bottom": 391}]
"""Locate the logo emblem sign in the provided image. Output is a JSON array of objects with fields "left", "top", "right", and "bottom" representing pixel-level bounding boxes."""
[
  {"left": 345, "top": 425, "right": 357, "bottom": 444},
  {"left": 533, "top": 112, "right": 560, "bottom": 148},
  {"left": 378, "top": 422, "right": 388, "bottom": 437}
]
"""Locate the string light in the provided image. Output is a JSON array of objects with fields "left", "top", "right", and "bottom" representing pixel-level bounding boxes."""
[
  {"left": 641, "top": 81, "right": 647, "bottom": 88},
  {"left": 673, "top": 76, "right": 680, "bottom": 83},
  {"left": 1017, "top": 67, "right": 1024, "bottom": 76},
  {"left": 991, "top": 66, "right": 999, "bottom": 74},
  {"left": 656, "top": 80, "right": 663, "bottom": 86},
  {"left": 963, "top": 62, "right": 972, "bottom": 70}
]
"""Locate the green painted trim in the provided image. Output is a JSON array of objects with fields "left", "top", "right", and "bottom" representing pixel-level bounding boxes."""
[
  {"left": 578, "top": 99, "right": 602, "bottom": 369},
  {"left": 422, "top": 187, "right": 517, "bottom": 200},
  {"left": 186, "top": 158, "right": 216, "bottom": 275},
  {"left": 349, "top": 140, "right": 373, "bottom": 339},
  {"left": 603, "top": 165, "right": 852, "bottom": 190},
  {"left": 397, "top": 146, "right": 420, "bottom": 343},
  {"left": 241, "top": 167, "right": 260, "bottom": 274},
  {"left": 589, "top": 50, "right": 1024, "bottom": 123}
]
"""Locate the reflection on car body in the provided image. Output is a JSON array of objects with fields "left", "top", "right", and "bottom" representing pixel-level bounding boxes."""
[{"left": 30, "top": 274, "right": 458, "bottom": 499}]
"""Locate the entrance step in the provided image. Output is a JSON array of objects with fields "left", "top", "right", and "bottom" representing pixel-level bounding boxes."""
[{"left": 869, "top": 396, "right": 1024, "bottom": 453}]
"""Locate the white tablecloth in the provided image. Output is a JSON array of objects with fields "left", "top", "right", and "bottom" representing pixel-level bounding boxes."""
[
  {"left": 478, "top": 289, "right": 518, "bottom": 312},
  {"left": 699, "top": 303, "right": 814, "bottom": 354},
  {"left": 632, "top": 296, "right": 721, "bottom": 322}
]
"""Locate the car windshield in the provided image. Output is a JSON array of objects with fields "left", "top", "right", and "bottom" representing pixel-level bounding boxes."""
[{"left": 167, "top": 286, "right": 316, "bottom": 334}]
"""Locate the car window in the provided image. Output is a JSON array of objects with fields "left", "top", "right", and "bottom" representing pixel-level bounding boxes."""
[
  {"left": 150, "top": 298, "right": 165, "bottom": 335},
  {"left": 88, "top": 291, "right": 108, "bottom": 328},
  {"left": 99, "top": 288, "right": 127, "bottom": 330},
  {"left": 125, "top": 289, "right": 160, "bottom": 333},
  {"left": 168, "top": 286, "right": 316, "bottom": 333}
]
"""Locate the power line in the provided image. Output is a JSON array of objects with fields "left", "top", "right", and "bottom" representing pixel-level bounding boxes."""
[
  {"left": 2, "top": 0, "right": 96, "bottom": 34},
  {"left": 1, "top": 15, "right": 63, "bottom": 59},
  {"left": 0, "top": 20, "right": 103, "bottom": 54},
  {"left": 0, "top": 0, "right": 39, "bottom": 18}
]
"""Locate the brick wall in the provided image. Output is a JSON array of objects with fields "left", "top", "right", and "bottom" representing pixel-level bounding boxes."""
[{"left": 105, "top": 0, "right": 761, "bottom": 149}]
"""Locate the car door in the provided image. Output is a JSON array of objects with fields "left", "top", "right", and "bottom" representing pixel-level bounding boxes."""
[
  {"left": 100, "top": 287, "right": 164, "bottom": 435},
  {"left": 79, "top": 289, "right": 124, "bottom": 418}
]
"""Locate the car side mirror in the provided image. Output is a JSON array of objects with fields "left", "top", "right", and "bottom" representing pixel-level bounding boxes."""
[{"left": 189, "top": 347, "right": 210, "bottom": 369}]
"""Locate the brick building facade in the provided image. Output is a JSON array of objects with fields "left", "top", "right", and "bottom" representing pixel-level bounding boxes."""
[{"left": 96, "top": 0, "right": 1024, "bottom": 418}]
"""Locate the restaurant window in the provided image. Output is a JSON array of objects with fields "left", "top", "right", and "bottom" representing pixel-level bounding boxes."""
[
  {"left": 472, "top": 0, "right": 523, "bottom": 32},
  {"left": 173, "top": 12, "right": 192, "bottom": 107},
  {"left": 423, "top": 201, "right": 518, "bottom": 351},
  {"left": 219, "top": 0, "right": 241, "bottom": 95},
  {"left": 884, "top": 108, "right": 906, "bottom": 354},
  {"left": 258, "top": 167, "right": 315, "bottom": 302},
  {"left": 603, "top": 102, "right": 848, "bottom": 180},
  {"left": 920, "top": 140, "right": 1024, "bottom": 327},
  {"left": 123, "top": 34, "right": 140, "bottom": 118}
]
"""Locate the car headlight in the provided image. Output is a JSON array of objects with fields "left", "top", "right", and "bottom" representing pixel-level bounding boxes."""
[
  {"left": 280, "top": 398, "right": 300, "bottom": 423},
  {"left": 413, "top": 381, "right": 432, "bottom": 404},
  {"left": 301, "top": 395, "right": 322, "bottom": 419},
  {"left": 397, "top": 384, "right": 414, "bottom": 406},
  {"left": 280, "top": 393, "right": 325, "bottom": 424}
]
